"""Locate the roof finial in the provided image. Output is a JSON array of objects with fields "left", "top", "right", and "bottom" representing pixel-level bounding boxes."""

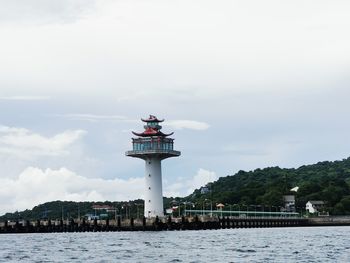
[{"left": 141, "top": 115, "right": 164, "bottom": 123}]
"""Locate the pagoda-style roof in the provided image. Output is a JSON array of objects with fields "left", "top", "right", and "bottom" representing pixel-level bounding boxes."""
[
  {"left": 126, "top": 115, "right": 180, "bottom": 160},
  {"left": 141, "top": 115, "right": 164, "bottom": 123},
  {"left": 132, "top": 115, "right": 173, "bottom": 137},
  {"left": 132, "top": 128, "right": 174, "bottom": 137}
]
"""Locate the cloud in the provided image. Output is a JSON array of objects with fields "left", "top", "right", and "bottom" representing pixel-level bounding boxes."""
[
  {"left": 56, "top": 115, "right": 209, "bottom": 131},
  {"left": 0, "top": 0, "right": 96, "bottom": 24},
  {"left": 188, "top": 169, "right": 218, "bottom": 193},
  {"left": 222, "top": 144, "right": 269, "bottom": 156},
  {"left": 0, "top": 96, "right": 51, "bottom": 101},
  {"left": 164, "top": 168, "right": 218, "bottom": 197},
  {"left": 0, "top": 167, "right": 144, "bottom": 215},
  {"left": 1, "top": 0, "right": 350, "bottom": 215},
  {"left": 0, "top": 166, "right": 218, "bottom": 215},
  {"left": 0, "top": 125, "right": 86, "bottom": 158},
  {"left": 165, "top": 120, "right": 210, "bottom": 131},
  {"left": 56, "top": 114, "right": 128, "bottom": 122},
  {"left": 0, "top": 126, "right": 28, "bottom": 134}
]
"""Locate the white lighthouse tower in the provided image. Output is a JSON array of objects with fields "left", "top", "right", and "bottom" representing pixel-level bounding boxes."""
[{"left": 126, "top": 115, "right": 181, "bottom": 217}]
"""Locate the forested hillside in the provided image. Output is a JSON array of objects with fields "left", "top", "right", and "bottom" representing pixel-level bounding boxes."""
[{"left": 187, "top": 158, "right": 350, "bottom": 215}]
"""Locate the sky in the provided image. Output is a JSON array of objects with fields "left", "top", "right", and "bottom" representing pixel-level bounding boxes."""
[{"left": 0, "top": 0, "right": 350, "bottom": 214}]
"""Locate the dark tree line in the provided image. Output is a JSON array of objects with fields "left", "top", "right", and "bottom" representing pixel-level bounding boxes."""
[{"left": 185, "top": 158, "right": 350, "bottom": 215}]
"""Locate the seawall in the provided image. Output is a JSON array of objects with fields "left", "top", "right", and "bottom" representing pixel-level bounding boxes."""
[
  {"left": 1, "top": 216, "right": 349, "bottom": 233},
  {"left": 0, "top": 216, "right": 310, "bottom": 233},
  {"left": 307, "top": 216, "right": 350, "bottom": 226}
]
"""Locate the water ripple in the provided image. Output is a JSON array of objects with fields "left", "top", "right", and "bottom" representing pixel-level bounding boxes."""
[{"left": 0, "top": 227, "right": 349, "bottom": 262}]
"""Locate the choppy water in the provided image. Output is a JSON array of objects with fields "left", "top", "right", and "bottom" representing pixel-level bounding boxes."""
[{"left": 0, "top": 226, "right": 349, "bottom": 262}]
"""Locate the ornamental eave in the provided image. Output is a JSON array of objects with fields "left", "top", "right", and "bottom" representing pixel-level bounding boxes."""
[
  {"left": 132, "top": 130, "right": 174, "bottom": 137},
  {"left": 141, "top": 115, "right": 164, "bottom": 123}
]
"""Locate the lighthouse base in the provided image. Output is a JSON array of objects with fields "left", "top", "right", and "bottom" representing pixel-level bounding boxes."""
[{"left": 144, "top": 157, "right": 164, "bottom": 217}]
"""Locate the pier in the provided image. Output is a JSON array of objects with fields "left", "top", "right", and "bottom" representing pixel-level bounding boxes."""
[{"left": 0, "top": 216, "right": 309, "bottom": 233}]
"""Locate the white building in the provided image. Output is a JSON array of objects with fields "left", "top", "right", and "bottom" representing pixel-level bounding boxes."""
[{"left": 306, "top": 201, "right": 325, "bottom": 214}]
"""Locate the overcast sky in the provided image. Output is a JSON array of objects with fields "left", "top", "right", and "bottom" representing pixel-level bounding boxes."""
[{"left": 0, "top": 0, "right": 350, "bottom": 214}]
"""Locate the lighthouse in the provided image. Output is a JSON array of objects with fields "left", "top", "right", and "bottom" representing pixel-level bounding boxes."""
[{"left": 126, "top": 115, "right": 181, "bottom": 218}]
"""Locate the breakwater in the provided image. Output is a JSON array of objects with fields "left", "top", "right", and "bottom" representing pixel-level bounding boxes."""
[
  {"left": 308, "top": 216, "right": 350, "bottom": 226},
  {"left": 0, "top": 216, "right": 309, "bottom": 233}
]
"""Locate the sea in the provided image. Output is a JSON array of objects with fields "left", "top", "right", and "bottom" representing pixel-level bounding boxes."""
[{"left": 0, "top": 226, "right": 349, "bottom": 262}]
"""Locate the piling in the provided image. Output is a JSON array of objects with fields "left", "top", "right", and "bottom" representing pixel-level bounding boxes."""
[{"left": 0, "top": 216, "right": 312, "bottom": 233}]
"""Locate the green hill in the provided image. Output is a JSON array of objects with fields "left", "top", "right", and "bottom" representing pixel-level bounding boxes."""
[
  {"left": 186, "top": 158, "right": 350, "bottom": 215},
  {"left": 2, "top": 157, "right": 350, "bottom": 221},
  {"left": 0, "top": 200, "right": 144, "bottom": 221}
]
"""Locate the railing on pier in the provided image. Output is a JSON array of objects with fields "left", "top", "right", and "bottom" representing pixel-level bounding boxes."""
[{"left": 184, "top": 209, "right": 300, "bottom": 218}]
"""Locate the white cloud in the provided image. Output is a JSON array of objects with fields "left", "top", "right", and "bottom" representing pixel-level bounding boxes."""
[
  {"left": 188, "top": 169, "right": 218, "bottom": 193},
  {"left": 166, "top": 120, "right": 210, "bottom": 131},
  {"left": 56, "top": 115, "right": 208, "bottom": 131},
  {"left": 57, "top": 113, "right": 128, "bottom": 122},
  {"left": 0, "top": 96, "right": 50, "bottom": 101},
  {"left": 1, "top": 0, "right": 349, "bottom": 100},
  {"left": 0, "top": 0, "right": 350, "bottom": 214},
  {"left": 0, "top": 125, "right": 86, "bottom": 158},
  {"left": 164, "top": 168, "right": 218, "bottom": 197},
  {"left": 0, "top": 0, "right": 96, "bottom": 24},
  {"left": 0, "top": 167, "right": 144, "bottom": 214},
  {"left": 0, "top": 166, "right": 217, "bottom": 214},
  {"left": 0, "top": 126, "right": 28, "bottom": 134}
]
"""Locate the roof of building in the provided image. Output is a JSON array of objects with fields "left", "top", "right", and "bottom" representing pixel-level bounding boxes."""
[
  {"left": 290, "top": 186, "right": 299, "bottom": 192},
  {"left": 132, "top": 128, "right": 173, "bottom": 137},
  {"left": 132, "top": 115, "right": 174, "bottom": 137},
  {"left": 141, "top": 115, "right": 164, "bottom": 123},
  {"left": 283, "top": 195, "right": 295, "bottom": 202}
]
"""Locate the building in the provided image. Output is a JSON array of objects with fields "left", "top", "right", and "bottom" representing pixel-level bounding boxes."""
[
  {"left": 91, "top": 204, "right": 115, "bottom": 211},
  {"left": 126, "top": 115, "right": 181, "bottom": 217},
  {"left": 283, "top": 195, "right": 296, "bottom": 212},
  {"left": 290, "top": 186, "right": 299, "bottom": 192},
  {"left": 306, "top": 201, "right": 325, "bottom": 214}
]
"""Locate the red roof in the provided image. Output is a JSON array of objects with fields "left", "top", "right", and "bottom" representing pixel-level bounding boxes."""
[
  {"left": 141, "top": 115, "right": 164, "bottom": 123},
  {"left": 132, "top": 128, "right": 174, "bottom": 137},
  {"left": 132, "top": 115, "right": 174, "bottom": 137}
]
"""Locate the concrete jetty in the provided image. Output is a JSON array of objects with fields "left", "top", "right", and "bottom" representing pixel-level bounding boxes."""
[
  {"left": 2, "top": 216, "right": 349, "bottom": 234},
  {"left": 0, "top": 216, "right": 310, "bottom": 233}
]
